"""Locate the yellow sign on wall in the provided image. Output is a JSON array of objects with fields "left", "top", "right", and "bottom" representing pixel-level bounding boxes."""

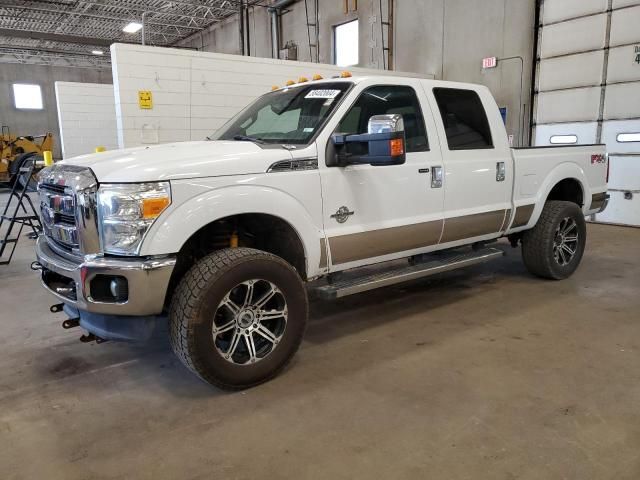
[{"left": 138, "top": 90, "right": 153, "bottom": 109}]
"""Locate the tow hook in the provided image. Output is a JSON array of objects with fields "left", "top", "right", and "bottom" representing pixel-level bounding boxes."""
[
  {"left": 79, "top": 333, "right": 108, "bottom": 344},
  {"left": 62, "top": 318, "right": 80, "bottom": 329},
  {"left": 50, "top": 303, "right": 64, "bottom": 313}
]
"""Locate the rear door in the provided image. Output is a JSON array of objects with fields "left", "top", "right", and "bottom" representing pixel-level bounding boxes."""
[
  {"left": 425, "top": 84, "right": 513, "bottom": 245},
  {"left": 318, "top": 80, "right": 445, "bottom": 271}
]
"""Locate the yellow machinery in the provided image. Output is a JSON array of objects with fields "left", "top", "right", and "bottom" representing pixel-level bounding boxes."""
[{"left": 1, "top": 126, "right": 54, "bottom": 185}]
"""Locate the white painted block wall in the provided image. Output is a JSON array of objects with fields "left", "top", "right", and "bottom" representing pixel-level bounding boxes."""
[
  {"left": 54, "top": 82, "right": 118, "bottom": 159},
  {"left": 110, "top": 43, "right": 431, "bottom": 148}
]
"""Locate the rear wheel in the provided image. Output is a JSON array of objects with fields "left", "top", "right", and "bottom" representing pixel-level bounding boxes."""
[
  {"left": 169, "top": 248, "right": 308, "bottom": 390},
  {"left": 521, "top": 200, "right": 587, "bottom": 280}
]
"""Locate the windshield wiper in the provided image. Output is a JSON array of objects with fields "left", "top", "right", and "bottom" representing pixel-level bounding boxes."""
[{"left": 232, "top": 135, "right": 265, "bottom": 144}]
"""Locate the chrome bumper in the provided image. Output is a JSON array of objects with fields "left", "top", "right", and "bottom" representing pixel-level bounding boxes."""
[{"left": 36, "top": 236, "right": 176, "bottom": 316}]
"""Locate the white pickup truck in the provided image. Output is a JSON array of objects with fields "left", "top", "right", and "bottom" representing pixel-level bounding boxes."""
[{"left": 36, "top": 75, "right": 609, "bottom": 389}]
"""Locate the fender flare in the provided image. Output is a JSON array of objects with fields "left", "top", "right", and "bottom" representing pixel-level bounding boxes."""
[{"left": 140, "top": 184, "right": 323, "bottom": 277}]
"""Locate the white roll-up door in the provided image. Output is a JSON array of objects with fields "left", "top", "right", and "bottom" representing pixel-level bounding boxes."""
[{"left": 533, "top": 0, "right": 640, "bottom": 226}]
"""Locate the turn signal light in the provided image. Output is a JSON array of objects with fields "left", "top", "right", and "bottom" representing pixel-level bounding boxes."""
[
  {"left": 389, "top": 138, "right": 404, "bottom": 157},
  {"left": 340, "top": 71, "right": 352, "bottom": 78},
  {"left": 312, "top": 74, "right": 323, "bottom": 80},
  {"left": 142, "top": 197, "right": 170, "bottom": 219}
]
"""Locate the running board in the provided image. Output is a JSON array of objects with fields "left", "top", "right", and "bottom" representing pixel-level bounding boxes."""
[{"left": 313, "top": 247, "right": 505, "bottom": 300}]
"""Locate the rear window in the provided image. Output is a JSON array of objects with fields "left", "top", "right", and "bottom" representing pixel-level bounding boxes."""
[{"left": 433, "top": 87, "right": 493, "bottom": 150}]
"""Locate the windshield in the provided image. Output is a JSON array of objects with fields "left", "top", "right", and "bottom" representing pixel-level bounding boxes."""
[{"left": 213, "top": 82, "right": 352, "bottom": 145}]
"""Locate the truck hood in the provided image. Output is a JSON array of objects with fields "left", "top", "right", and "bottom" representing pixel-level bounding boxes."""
[{"left": 60, "top": 141, "right": 293, "bottom": 183}]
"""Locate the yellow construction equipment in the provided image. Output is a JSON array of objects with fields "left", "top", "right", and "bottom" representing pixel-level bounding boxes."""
[{"left": 1, "top": 127, "right": 54, "bottom": 185}]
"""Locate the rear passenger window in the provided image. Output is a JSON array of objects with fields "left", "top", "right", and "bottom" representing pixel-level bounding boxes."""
[
  {"left": 336, "top": 85, "right": 429, "bottom": 152},
  {"left": 433, "top": 88, "right": 493, "bottom": 150}
]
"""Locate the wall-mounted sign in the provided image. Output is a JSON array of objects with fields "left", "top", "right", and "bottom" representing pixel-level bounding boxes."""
[
  {"left": 138, "top": 90, "right": 153, "bottom": 109},
  {"left": 499, "top": 107, "right": 507, "bottom": 125},
  {"left": 482, "top": 57, "right": 497, "bottom": 69},
  {"left": 635, "top": 45, "right": 640, "bottom": 65}
]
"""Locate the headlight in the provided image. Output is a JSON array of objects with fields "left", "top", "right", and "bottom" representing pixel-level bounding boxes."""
[{"left": 97, "top": 182, "right": 171, "bottom": 255}]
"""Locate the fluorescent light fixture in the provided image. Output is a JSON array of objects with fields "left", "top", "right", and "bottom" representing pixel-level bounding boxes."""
[
  {"left": 13, "top": 84, "right": 43, "bottom": 110},
  {"left": 91, "top": 50, "right": 104, "bottom": 55},
  {"left": 617, "top": 133, "right": 640, "bottom": 143},
  {"left": 550, "top": 134, "right": 578, "bottom": 144},
  {"left": 123, "top": 22, "right": 143, "bottom": 33}
]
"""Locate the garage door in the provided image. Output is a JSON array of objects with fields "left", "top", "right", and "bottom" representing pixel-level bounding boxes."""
[{"left": 533, "top": 0, "right": 640, "bottom": 226}]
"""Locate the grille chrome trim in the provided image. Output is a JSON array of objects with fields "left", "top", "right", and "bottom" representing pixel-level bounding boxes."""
[{"left": 38, "top": 164, "right": 100, "bottom": 255}]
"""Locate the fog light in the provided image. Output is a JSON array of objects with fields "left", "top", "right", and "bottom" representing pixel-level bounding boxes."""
[{"left": 109, "top": 277, "right": 128, "bottom": 302}]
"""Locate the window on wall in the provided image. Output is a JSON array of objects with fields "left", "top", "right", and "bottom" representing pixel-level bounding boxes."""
[
  {"left": 334, "top": 20, "right": 358, "bottom": 67},
  {"left": 13, "top": 84, "right": 43, "bottom": 110},
  {"left": 336, "top": 85, "right": 429, "bottom": 152},
  {"left": 432, "top": 87, "right": 493, "bottom": 150}
]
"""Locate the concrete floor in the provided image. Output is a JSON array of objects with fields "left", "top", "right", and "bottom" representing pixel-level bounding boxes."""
[{"left": 0, "top": 213, "right": 639, "bottom": 479}]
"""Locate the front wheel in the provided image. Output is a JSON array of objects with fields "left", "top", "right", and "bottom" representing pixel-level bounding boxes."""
[
  {"left": 169, "top": 248, "right": 308, "bottom": 390},
  {"left": 521, "top": 200, "right": 587, "bottom": 280}
]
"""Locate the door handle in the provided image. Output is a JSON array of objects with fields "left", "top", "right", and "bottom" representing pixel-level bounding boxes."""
[
  {"left": 496, "top": 162, "right": 506, "bottom": 182},
  {"left": 431, "top": 166, "right": 443, "bottom": 188},
  {"left": 418, "top": 168, "right": 430, "bottom": 174}
]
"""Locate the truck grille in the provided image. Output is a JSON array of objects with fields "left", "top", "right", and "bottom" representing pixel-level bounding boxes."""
[{"left": 37, "top": 164, "right": 100, "bottom": 255}]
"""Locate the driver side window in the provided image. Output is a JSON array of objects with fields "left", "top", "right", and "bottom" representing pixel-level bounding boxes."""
[{"left": 336, "top": 85, "right": 429, "bottom": 152}]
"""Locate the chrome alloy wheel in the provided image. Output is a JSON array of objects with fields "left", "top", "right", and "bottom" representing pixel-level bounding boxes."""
[
  {"left": 212, "top": 279, "right": 288, "bottom": 365},
  {"left": 553, "top": 217, "right": 579, "bottom": 266}
]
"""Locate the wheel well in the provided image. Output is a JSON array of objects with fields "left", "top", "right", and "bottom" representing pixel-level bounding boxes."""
[
  {"left": 165, "top": 214, "right": 307, "bottom": 308},
  {"left": 547, "top": 178, "right": 584, "bottom": 207}
]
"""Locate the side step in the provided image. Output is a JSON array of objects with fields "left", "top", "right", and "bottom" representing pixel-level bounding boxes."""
[{"left": 313, "top": 247, "right": 505, "bottom": 300}]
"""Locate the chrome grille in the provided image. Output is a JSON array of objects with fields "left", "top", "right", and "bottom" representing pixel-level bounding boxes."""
[
  {"left": 39, "top": 184, "right": 78, "bottom": 250},
  {"left": 38, "top": 164, "right": 100, "bottom": 255}
]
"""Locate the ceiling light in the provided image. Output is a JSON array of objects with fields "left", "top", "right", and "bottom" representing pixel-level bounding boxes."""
[
  {"left": 123, "top": 22, "right": 143, "bottom": 33},
  {"left": 91, "top": 50, "right": 104, "bottom": 55}
]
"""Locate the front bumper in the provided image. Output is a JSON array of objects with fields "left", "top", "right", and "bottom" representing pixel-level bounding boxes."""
[{"left": 36, "top": 236, "right": 176, "bottom": 316}]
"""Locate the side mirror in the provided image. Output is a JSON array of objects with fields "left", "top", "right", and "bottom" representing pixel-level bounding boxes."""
[{"left": 328, "top": 114, "right": 406, "bottom": 167}]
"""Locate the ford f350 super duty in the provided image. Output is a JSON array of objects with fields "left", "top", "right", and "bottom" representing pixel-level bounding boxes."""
[{"left": 35, "top": 75, "right": 609, "bottom": 389}]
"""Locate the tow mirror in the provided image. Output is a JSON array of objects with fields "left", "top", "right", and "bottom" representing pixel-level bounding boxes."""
[{"left": 328, "top": 114, "right": 406, "bottom": 167}]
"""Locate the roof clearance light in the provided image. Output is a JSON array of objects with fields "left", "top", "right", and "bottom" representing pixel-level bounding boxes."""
[
  {"left": 312, "top": 74, "right": 323, "bottom": 80},
  {"left": 617, "top": 132, "right": 640, "bottom": 143},
  {"left": 271, "top": 85, "right": 280, "bottom": 91},
  {"left": 340, "top": 71, "right": 352, "bottom": 78},
  {"left": 298, "top": 76, "right": 309, "bottom": 83},
  {"left": 285, "top": 80, "right": 295, "bottom": 86},
  {"left": 123, "top": 22, "right": 143, "bottom": 33},
  {"left": 550, "top": 134, "right": 578, "bottom": 144}
]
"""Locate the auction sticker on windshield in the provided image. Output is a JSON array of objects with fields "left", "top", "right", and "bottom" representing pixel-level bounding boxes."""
[{"left": 305, "top": 89, "right": 341, "bottom": 99}]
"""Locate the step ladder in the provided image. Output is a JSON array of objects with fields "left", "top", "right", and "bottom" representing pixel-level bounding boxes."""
[
  {"left": 0, "top": 153, "right": 42, "bottom": 265},
  {"left": 313, "top": 247, "right": 505, "bottom": 300}
]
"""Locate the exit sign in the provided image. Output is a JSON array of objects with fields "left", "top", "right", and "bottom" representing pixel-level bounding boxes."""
[{"left": 482, "top": 57, "right": 497, "bottom": 69}]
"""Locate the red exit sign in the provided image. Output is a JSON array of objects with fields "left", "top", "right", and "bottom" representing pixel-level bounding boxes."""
[{"left": 482, "top": 57, "right": 497, "bottom": 69}]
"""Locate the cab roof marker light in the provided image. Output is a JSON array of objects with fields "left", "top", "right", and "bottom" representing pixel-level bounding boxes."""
[
  {"left": 298, "top": 76, "right": 309, "bottom": 83},
  {"left": 340, "top": 71, "right": 352, "bottom": 78},
  {"left": 271, "top": 85, "right": 280, "bottom": 91},
  {"left": 285, "top": 80, "right": 295, "bottom": 86},
  {"left": 312, "top": 74, "right": 323, "bottom": 80}
]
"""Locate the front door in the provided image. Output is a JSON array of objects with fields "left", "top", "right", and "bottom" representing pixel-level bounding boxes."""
[{"left": 318, "top": 81, "right": 445, "bottom": 271}]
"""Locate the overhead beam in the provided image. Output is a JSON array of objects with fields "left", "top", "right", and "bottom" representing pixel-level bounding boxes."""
[{"left": 0, "top": 28, "right": 114, "bottom": 47}]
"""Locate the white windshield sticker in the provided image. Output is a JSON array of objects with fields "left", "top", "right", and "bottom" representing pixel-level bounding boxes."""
[{"left": 305, "top": 89, "right": 341, "bottom": 99}]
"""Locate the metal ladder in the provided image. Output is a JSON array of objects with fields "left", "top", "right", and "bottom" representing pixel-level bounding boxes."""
[{"left": 0, "top": 153, "right": 42, "bottom": 265}]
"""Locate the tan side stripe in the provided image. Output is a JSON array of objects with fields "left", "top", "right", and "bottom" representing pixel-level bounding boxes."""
[
  {"left": 512, "top": 204, "right": 535, "bottom": 228},
  {"left": 319, "top": 238, "right": 327, "bottom": 269},
  {"left": 440, "top": 210, "right": 506, "bottom": 244},
  {"left": 590, "top": 192, "right": 607, "bottom": 210},
  {"left": 328, "top": 220, "right": 443, "bottom": 265}
]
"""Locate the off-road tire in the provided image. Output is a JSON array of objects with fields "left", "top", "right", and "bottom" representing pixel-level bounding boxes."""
[
  {"left": 169, "top": 248, "right": 308, "bottom": 390},
  {"left": 521, "top": 200, "right": 587, "bottom": 280}
]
